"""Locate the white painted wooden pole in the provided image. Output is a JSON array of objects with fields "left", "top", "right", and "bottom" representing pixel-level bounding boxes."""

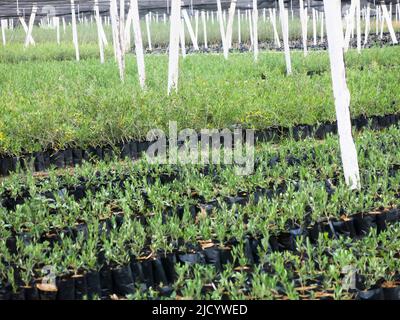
[
  {"left": 252, "top": 0, "right": 258, "bottom": 61},
  {"left": 1, "top": 20, "right": 6, "bottom": 46},
  {"left": 238, "top": 9, "right": 241, "bottom": 44},
  {"left": 24, "top": 4, "right": 37, "bottom": 48},
  {"left": 62, "top": 17, "right": 66, "bottom": 33},
  {"left": 180, "top": 18, "right": 186, "bottom": 57},
  {"left": 71, "top": 0, "right": 80, "bottom": 61},
  {"left": 19, "top": 17, "right": 35, "bottom": 45},
  {"left": 182, "top": 9, "right": 199, "bottom": 50},
  {"left": 125, "top": 5, "right": 133, "bottom": 52},
  {"left": 110, "top": 0, "right": 124, "bottom": 80},
  {"left": 226, "top": 0, "right": 237, "bottom": 49},
  {"left": 299, "top": 0, "right": 307, "bottom": 55},
  {"left": 381, "top": 2, "right": 398, "bottom": 43},
  {"left": 312, "top": 8, "right": 317, "bottom": 45},
  {"left": 55, "top": 17, "right": 60, "bottom": 45},
  {"left": 216, "top": 0, "right": 228, "bottom": 59},
  {"left": 279, "top": 0, "right": 291, "bottom": 74},
  {"left": 270, "top": 8, "right": 281, "bottom": 47},
  {"left": 320, "top": 12, "right": 324, "bottom": 42},
  {"left": 364, "top": 3, "right": 371, "bottom": 45},
  {"left": 167, "top": 0, "right": 181, "bottom": 94},
  {"left": 344, "top": 0, "right": 356, "bottom": 52},
  {"left": 95, "top": 0, "right": 105, "bottom": 63},
  {"left": 356, "top": 0, "right": 361, "bottom": 53},
  {"left": 249, "top": 9, "right": 254, "bottom": 47},
  {"left": 195, "top": 10, "right": 199, "bottom": 42},
  {"left": 145, "top": 13, "right": 152, "bottom": 50},
  {"left": 131, "top": 0, "right": 146, "bottom": 89},
  {"left": 201, "top": 10, "right": 208, "bottom": 48},
  {"left": 324, "top": 0, "right": 361, "bottom": 190}
]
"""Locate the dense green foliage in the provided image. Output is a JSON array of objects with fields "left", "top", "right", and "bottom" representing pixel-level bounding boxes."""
[{"left": 1, "top": 46, "right": 400, "bottom": 155}]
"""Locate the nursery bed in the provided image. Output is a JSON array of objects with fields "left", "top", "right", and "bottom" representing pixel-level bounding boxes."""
[{"left": 1, "top": 125, "right": 400, "bottom": 300}]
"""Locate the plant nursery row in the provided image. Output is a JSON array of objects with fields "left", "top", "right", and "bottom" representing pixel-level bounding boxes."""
[
  {"left": 1, "top": 124, "right": 400, "bottom": 300},
  {"left": 1, "top": 46, "right": 400, "bottom": 158}
]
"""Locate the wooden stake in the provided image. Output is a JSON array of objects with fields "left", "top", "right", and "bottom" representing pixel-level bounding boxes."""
[
  {"left": 145, "top": 13, "right": 152, "bottom": 50},
  {"left": 299, "top": 0, "right": 307, "bottom": 55},
  {"left": 167, "top": 0, "right": 181, "bottom": 94},
  {"left": 19, "top": 17, "right": 35, "bottom": 45},
  {"left": 226, "top": 0, "right": 237, "bottom": 49},
  {"left": 381, "top": 2, "right": 398, "bottom": 44},
  {"left": 70, "top": 0, "right": 80, "bottom": 61},
  {"left": 182, "top": 9, "right": 199, "bottom": 50},
  {"left": 131, "top": 0, "right": 146, "bottom": 89},
  {"left": 279, "top": 0, "right": 291, "bottom": 74},
  {"left": 95, "top": 0, "right": 105, "bottom": 63},
  {"left": 201, "top": 10, "right": 208, "bottom": 48},
  {"left": 216, "top": 0, "right": 228, "bottom": 59},
  {"left": 24, "top": 4, "right": 37, "bottom": 48},
  {"left": 252, "top": 0, "right": 258, "bottom": 61},
  {"left": 324, "top": 0, "right": 360, "bottom": 190}
]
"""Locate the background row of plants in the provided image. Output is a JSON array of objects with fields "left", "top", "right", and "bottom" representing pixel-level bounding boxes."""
[{"left": 1, "top": 46, "right": 400, "bottom": 156}]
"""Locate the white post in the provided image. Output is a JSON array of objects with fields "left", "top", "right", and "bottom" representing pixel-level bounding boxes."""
[
  {"left": 24, "top": 4, "right": 37, "bottom": 48},
  {"left": 195, "top": 10, "right": 199, "bottom": 42},
  {"left": 299, "top": 0, "right": 307, "bottom": 55},
  {"left": 167, "top": 0, "right": 181, "bottom": 94},
  {"left": 238, "top": 9, "right": 241, "bottom": 44},
  {"left": 382, "top": 2, "right": 398, "bottom": 43},
  {"left": 270, "top": 8, "right": 281, "bottom": 47},
  {"left": 216, "top": 0, "right": 228, "bottom": 59},
  {"left": 226, "top": 0, "right": 237, "bottom": 49},
  {"left": 320, "top": 12, "right": 324, "bottom": 42},
  {"left": 364, "top": 3, "right": 370, "bottom": 45},
  {"left": 131, "top": 0, "right": 146, "bottom": 89},
  {"left": 125, "top": 5, "right": 133, "bottom": 51},
  {"left": 71, "top": 0, "right": 80, "bottom": 61},
  {"left": 55, "top": 17, "right": 60, "bottom": 45},
  {"left": 279, "top": 0, "right": 291, "bottom": 74},
  {"left": 146, "top": 13, "right": 152, "bottom": 50},
  {"left": 252, "top": 0, "right": 258, "bottom": 61},
  {"left": 324, "top": 0, "right": 361, "bottom": 190},
  {"left": 19, "top": 17, "right": 35, "bottom": 45},
  {"left": 344, "top": 0, "right": 356, "bottom": 52},
  {"left": 95, "top": 0, "right": 105, "bottom": 63},
  {"left": 202, "top": 10, "right": 208, "bottom": 48},
  {"left": 249, "top": 9, "right": 254, "bottom": 47},
  {"left": 1, "top": 20, "right": 6, "bottom": 46},
  {"left": 110, "top": 0, "right": 124, "bottom": 80},
  {"left": 312, "top": 8, "right": 317, "bottom": 45},
  {"left": 62, "top": 17, "right": 66, "bottom": 33},
  {"left": 356, "top": 0, "right": 361, "bottom": 53},
  {"left": 182, "top": 9, "right": 199, "bottom": 50},
  {"left": 180, "top": 18, "right": 186, "bottom": 57}
]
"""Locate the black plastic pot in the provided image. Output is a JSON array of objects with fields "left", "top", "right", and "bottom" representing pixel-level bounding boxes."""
[
  {"left": 353, "top": 213, "right": 377, "bottom": 236},
  {"left": 64, "top": 149, "right": 74, "bottom": 167},
  {"left": 178, "top": 252, "right": 206, "bottom": 265},
  {"left": 56, "top": 277, "right": 75, "bottom": 300},
  {"left": 152, "top": 259, "right": 168, "bottom": 287},
  {"left": 72, "top": 148, "right": 83, "bottom": 166},
  {"left": 141, "top": 260, "right": 155, "bottom": 289},
  {"left": 73, "top": 274, "right": 88, "bottom": 300},
  {"left": 161, "top": 253, "right": 177, "bottom": 284},
  {"left": 203, "top": 247, "right": 222, "bottom": 271},
  {"left": 33, "top": 152, "right": 45, "bottom": 172},
  {"left": 23, "top": 284, "right": 40, "bottom": 300},
  {"left": 357, "top": 288, "right": 384, "bottom": 300},
  {"left": 50, "top": 150, "right": 65, "bottom": 169},
  {"left": 86, "top": 271, "right": 102, "bottom": 300},
  {"left": 383, "top": 285, "right": 400, "bottom": 300},
  {"left": 332, "top": 218, "right": 357, "bottom": 239},
  {"left": 112, "top": 264, "right": 135, "bottom": 296},
  {"left": 99, "top": 266, "right": 113, "bottom": 299}
]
